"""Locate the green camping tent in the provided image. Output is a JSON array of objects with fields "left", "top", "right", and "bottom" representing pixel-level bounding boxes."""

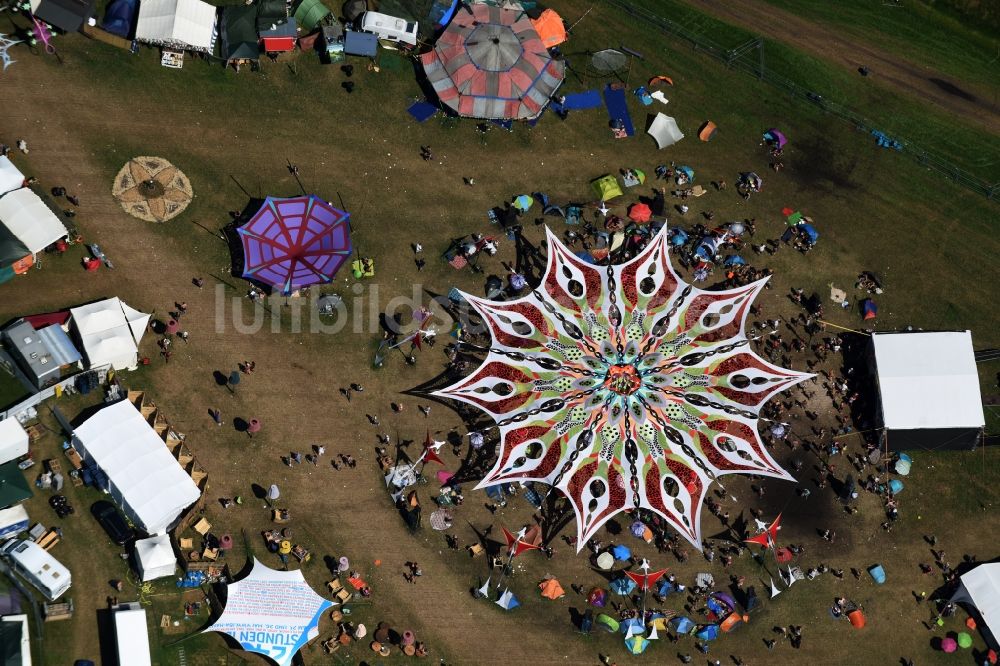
[
  {"left": 222, "top": 5, "right": 261, "bottom": 61},
  {"left": 591, "top": 174, "right": 624, "bottom": 201},
  {"left": 293, "top": 0, "right": 331, "bottom": 32},
  {"left": 0, "top": 461, "right": 32, "bottom": 509}
]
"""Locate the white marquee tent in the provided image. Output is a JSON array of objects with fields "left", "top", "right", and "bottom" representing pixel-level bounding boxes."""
[
  {"left": 871, "top": 331, "right": 985, "bottom": 450},
  {"left": 73, "top": 400, "right": 201, "bottom": 535},
  {"left": 0, "top": 188, "right": 68, "bottom": 255},
  {"left": 205, "top": 559, "right": 332, "bottom": 666},
  {"left": 70, "top": 297, "right": 150, "bottom": 371},
  {"left": 0, "top": 157, "right": 25, "bottom": 197},
  {"left": 647, "top": 113, "right": 685, "bottom": 149},
  {"left": 134, "top": 534, "right": 177, "bottom": 581},
  {"left": 0, "top": 418, "right": 29, "bottom": 466},
  {"left": 135, "top": 0, "right": 217, "bottom": 52},
  {"left": 114, "top": 606, "right": 152, "bottom": 666},
  {"left": 951, "top": 562, "right": 1000, "bottom": 650}
]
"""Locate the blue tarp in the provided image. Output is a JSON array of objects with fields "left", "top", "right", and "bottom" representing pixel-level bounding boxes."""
[
  {"left": 102, "top": 0, "right": 137, "bottom": 37},
  {"left": 407, "top": 101, "right": 439, "bottom": 123},
  {"left": 604, "top": 84, "right": 635, "bottom": 136},
  {"left": 560, "top": 90, "right": 602, "bottom": 110},
  {"left": 611, "top": 544, "right": 631, "bottom": 561}
]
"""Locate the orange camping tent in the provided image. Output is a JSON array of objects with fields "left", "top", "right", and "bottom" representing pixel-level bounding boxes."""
[
  {"left": 531, "top": 9, "right": 567, "bottom": 48},
  {"left": 848, "top": 610, "right": 866, "bottom": 628},
  {"left": 699, "top": 121, "right": 718, "bottom": 142},
  {"left": 539, "top": 578, "right": 565, "bottom": 600}
]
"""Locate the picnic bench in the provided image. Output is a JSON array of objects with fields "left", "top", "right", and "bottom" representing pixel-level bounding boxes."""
[
  {"left": 64, "top": 446, "right": 84, "bottom": 470},
  {"left": 36, "top": 529, "right": 60, "bottom": 551},
  {"left": 43, "top": 599, "right": 74, "bottom": 621}
]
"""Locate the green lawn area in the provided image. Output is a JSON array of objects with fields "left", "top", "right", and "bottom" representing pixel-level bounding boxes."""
[
  {"left": 761, "top": 0, "right": 1000, "bottom": 89},
  {"left": 628, "top": 0, "right": 1000, "bottom": 184},
  {"left": 1, "top": 0, "right": 999, "bottom": 664}
]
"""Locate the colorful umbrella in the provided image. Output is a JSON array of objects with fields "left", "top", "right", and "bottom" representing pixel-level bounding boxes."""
[
  {"left": 595, "top": 552, "right": 615, "bottom": 570},
  {"left": 628, "top": 203, "right": 652, "bottom": 223},
  {"left": 238, "top": 195, "right": 351, "bottom": 295},
  {"left": 420, "top": 3, "right": 564, "bottom": 120},
  {"left": 434, "top": 227, "right": 809, "bottom": 551},
  {"left": 763, "top": 128, "right": 787, "bottom": 148}
]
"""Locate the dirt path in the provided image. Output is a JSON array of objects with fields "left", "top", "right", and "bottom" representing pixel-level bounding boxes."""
[{"left": 679, "top": 0, "right": 1000, "bottom": 135}]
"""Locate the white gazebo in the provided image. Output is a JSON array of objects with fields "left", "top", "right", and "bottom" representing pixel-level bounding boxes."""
[
  {"left": 205, "top": 559, "right": 332, "bottom": 666},
  {"left": 0, "top": 157, "right": 25, "bottom": 197},
  {"left": 0, "top": 188, "right": 68, "bottom": 256},
  {"left": 134, "top": 534, "right": 178, "bottom": 581},
  {"left": 135, "top": 0, "right": 217, "bottom": 52},
  {"left": 871, "top": 331, "right": 985, "bottom": 451},
  {"left": 69, "top": 297, "right": 150, "bottom": 371},
  {"left": 0, "top": 418, "right": 29, "bottom": 466}
]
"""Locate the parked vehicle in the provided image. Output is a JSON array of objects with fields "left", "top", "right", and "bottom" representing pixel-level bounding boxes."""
[
  {"left": 0, "top": 538, "right": 72, "bottom": 600},
  {"left": 360, "top": 11, "right": 417, "bottom": 46},
  {"left": 91, "top": 500, "right": 135, "bottom": 545}
]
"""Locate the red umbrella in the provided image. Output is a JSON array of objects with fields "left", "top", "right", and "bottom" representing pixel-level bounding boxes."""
[{"left": 628, "top": 203, "right": 652, "bottom": 223}]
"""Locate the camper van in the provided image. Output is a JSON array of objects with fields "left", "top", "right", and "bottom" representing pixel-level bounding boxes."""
[
  {"left": 0, "top": 537, "right": 71, "bottom": 601},
  {"left": 359, "top": 11, "right": 417, "bottom": 46}
]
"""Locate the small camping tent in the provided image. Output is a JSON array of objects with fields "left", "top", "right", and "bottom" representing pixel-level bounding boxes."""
[
  {"left": 70, "top": 297, "right": 149, "bottom": 371},
  {"left": 292, "top": 0, "right": 330, "bottom": 32},
  {"left": 0, "top": 419, "right": 29, "bottom": 466},
  {"left": 135, "top": 0, "right": 217, "bottom": 52},
  {"left": 530, "top": 8, "right": 566, "bottom": 48},
  {"left": 0, "top": 158, "right": 25, "bottom": 197},
  {"left": 591, "top": 175, "right": 623, "bottom": 201},
  {"left": 0, "top": 461, "right": 32, "bottom": 508},
  {"left": 134, "top": 534, "right": 177, "bottom": 581},
  {"left": 221, "top": 5, "right": 260, "bottom": 62},
  {"left": 0, "top": 223, "right": 31, "bottom": 283},
  {"left": 539, "top": 578, "right": 565, "bottom": 599},
  {"left": 29, "top": 0, "right": 96, "bottom": 31},
  {"left": 951, "top": 562, "right": 1000, "bottom": 650},
  {"left": 871, "top": 331, "right": 985, "bottom": 451},
  {"left": 102, "top": 0, "right": 138, "bottom": 37},
  {"left": 0, "top": 188, "right": 69, "bottom": 258},
  {"left": 647, "top": 113, "right": 684, "bottom": 149}
]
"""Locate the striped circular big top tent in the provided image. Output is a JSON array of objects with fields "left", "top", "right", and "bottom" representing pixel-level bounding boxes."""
[{"left": 421, "top": 3, "right": 564, "bottom": 121}]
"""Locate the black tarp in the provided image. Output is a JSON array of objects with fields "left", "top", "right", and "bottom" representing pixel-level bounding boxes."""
[{"left": 33, "top": 0, "right": 96, "bottom": 32}]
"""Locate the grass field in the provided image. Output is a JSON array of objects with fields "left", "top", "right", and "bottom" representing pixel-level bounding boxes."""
[
  {"left": 761, "top": 0, "right": 1000, "bottom": 88},
  {"left": 631, "top": 0, "right": 1000, "bottom": 181},
  {"left": 1, "top": 0, "right": 999, "bottom": 664}
]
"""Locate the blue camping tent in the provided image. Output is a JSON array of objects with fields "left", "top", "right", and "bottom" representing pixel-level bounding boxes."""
[
  {"left": 102, "top": 0, "right": 137, "bottom": 37},
  {"left": 889, "top": 479, "right": 904, "bottom": 494},
  {"left": 695, "top": 624, "right": 720, "bottom": 641},
  {"left": 868, "top": 564, "right": 886, "bottom": 585},
  {"left": 670, "top": 228, "right": 688, "bottom": 246},
  {"left": 800, "top": 223, "right": 819, "bottom": 244},
  {"left": 612, "top": 544, "right": 632, "bottom": 561},
  {"left": 695, "top": 237, "right": 719, "bottom": 261},
  {"left": 671, "top": 616, "right": 696, "bottom": 634},
  {"left": 611, "top": 577, "right": 637, "bottom": 596},
  {"left": 620, "top": 617, "right": 644, "bottom": 635},
  {"left": 657, "top": 580, "right": 676, "bottom": 596},
  {"left": 580, "top": 610, "right": 594, "bottom": 632},
  {"left": 723, "top": 255, "right": 746, "bottom": 267},
  {"left": 496, "top": 589, "right": 520, "bottom": 610},
  {"left": 677, "top": 166, "right": 695, "bottom": 182}
]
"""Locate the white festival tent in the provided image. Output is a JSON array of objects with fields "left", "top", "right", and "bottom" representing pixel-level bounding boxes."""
[
  {"left": 871, "top": 331, "right": 985, "bottom": 451},
  {"left": 70, "top": 297, "right": 150, "bottom": 371},
  {"left": 0, "top": 157, "right": 25, "bottom": 197},
  {"left": 73, "top": 400, "right": 201, "bottom": 535},
  {"left": 951, "top": 563, "right": 1000, "bottom": 650},
  {"left": 205, "top": 559, "right": 332, "bottom": 666},
  {"left": 647, "top": 113, "right": 685, "bottom": 149},
  {"left": 0, "top": 418, "right": 29, "bottom": 466},
  {"left": 0, "top": 188, "right": 68, "bottom": 255},
  {"left": 135, "top": 0, "right": 217, "bottom": 52},
  {"left": 134, "top": 534, "right": 178, "bottom": 581}
]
